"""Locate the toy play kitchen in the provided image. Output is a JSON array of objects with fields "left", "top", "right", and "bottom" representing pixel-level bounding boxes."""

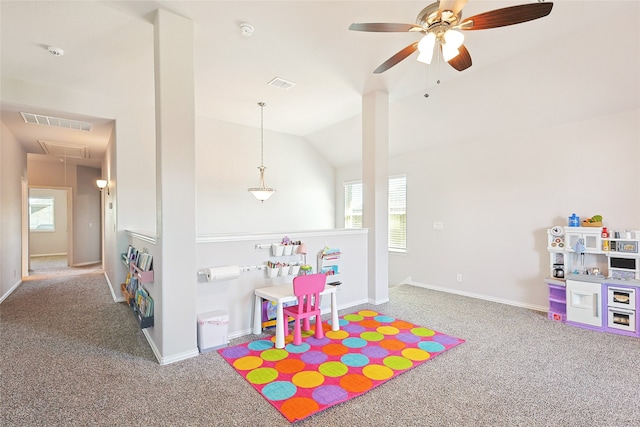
[{"left": 545, "top": 214, "right": 640, "bottom": 338}]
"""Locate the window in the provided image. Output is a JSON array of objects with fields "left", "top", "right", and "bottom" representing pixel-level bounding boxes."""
[
  {"left": 29, "top": 197, "right": 55, "bottom": 231},
  {"left": 344, "top": 175, "right": 407, "bottom": 252},
  {"left": 344, "top": 181, "right": 363, "bottom": 229},
  {"left": 388, "top": 175, "right": 407, "bottom": 251}
]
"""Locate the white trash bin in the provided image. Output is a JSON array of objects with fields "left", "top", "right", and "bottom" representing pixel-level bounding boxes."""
[{"left": 197, "top": 310, "right": 229, "bottom": 353}]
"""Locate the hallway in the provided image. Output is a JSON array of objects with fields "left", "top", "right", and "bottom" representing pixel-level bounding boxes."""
[{"left": 28, "top": 255, "right": 102, "bottom": 279}]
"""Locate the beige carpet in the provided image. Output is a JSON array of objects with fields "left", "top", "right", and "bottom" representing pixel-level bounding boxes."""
[
  {"left": 2, "top": 271, "right": 640, "bottom": 426},
  {"left": 29, "top": 255, "right": 103, "bottom": 279}
]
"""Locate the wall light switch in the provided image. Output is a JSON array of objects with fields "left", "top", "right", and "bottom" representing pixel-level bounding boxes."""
[{"left": 433, "top": 221, "right": 444, "bottom": 230}]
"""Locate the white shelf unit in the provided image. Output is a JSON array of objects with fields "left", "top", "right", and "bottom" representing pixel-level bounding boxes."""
[
  {"left": 318, "top": 247, "right": 342, "bottom": 287},
  {"left": 547, "top": 226, "right": 608, "bottom": 278},
  {"left": 606, "top": 231, "right": 640, "bottom": 280}
]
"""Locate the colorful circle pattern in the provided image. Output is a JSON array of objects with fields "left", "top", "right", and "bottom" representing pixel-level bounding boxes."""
[{"left": 218, "top": 310, "right": 464, "bottom": 422}]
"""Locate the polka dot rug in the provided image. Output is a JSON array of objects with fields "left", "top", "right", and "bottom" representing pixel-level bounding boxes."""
[{"left": 218, "top": 310, "right": 465, "bottom": 422}]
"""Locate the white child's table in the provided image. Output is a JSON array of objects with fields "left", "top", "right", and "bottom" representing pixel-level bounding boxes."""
[{"left": 253, "top": 284, "right": 339, "bottom": 349}]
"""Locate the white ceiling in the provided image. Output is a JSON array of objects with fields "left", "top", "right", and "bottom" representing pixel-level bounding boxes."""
[{"left": 1, "top": 1, "right": 639, "bottom": 168}]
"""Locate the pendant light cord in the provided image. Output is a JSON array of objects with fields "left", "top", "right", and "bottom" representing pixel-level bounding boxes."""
[{"left": 258, "top": 102, "right": 266, "bottom": 167}]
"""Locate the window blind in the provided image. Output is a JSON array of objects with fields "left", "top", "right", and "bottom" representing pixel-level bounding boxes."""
[
  {"left": 344, "top": 181, "right": 363, "bottom": 229},
  {"left": 388, "top": 175, "right": 407, "bottom": 251},
  {"left": 344, "top": 176, "right": 407, "bottom": 251}
]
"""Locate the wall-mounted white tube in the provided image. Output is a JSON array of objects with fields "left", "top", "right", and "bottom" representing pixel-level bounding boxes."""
[
  {"left": 202, "top": 265, "right": 240, "bottom": 282},
  {"left": 198, "top": 264, "right": 267, "bottom": 281}
]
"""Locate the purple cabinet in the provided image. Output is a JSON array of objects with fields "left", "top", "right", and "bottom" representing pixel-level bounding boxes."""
[{"left": 603, "top": 283, "right": 639, "bottom": 337}]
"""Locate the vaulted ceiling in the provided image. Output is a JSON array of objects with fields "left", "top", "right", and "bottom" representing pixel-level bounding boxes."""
[{"left": 2, "top": 1, "right": 638, "bottom": 168}]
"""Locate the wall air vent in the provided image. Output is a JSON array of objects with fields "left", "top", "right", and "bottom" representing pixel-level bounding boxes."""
[
  {"left": 268, "top": 77, "right": 296, "bottom": 90},
  {"left": 37, "top": 140, "right": 91, "bottom": 159},
  {"left": 21, "top": 112, "right": 91, "bottom": 131}
]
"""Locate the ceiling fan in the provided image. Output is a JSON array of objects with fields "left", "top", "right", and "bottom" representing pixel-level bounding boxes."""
[{"left": 349, "top": 0, "right": 553, "bottom": 74}]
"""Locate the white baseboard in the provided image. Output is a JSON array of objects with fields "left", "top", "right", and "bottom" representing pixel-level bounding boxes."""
[
  {"left": 0, "top": 279, "right": 22, "bottom": 304},
  {"left": 141, "top": 328, "right": 200, "bottom": 365},
  {"left": 30, "top": 253, "right": 67, "bottom": 257},
  {"left": 230, "top": 328, "right": 253, "bottom": 340},
  {"left": 407, "top": 281, "right": 548, "bottom": 312},
  {"left": 398, "top": 276, "right": 412, "bottom": 285},
  {"left": 339, "top": 297, "right": 370, "bottom": 310},
  {"left": 105, "top": 272, "right": 126, "bottom": 303}
]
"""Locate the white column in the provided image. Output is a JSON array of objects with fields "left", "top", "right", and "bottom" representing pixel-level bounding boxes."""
[
  {"left": 153, "top": 9, "right": 197, "bottom": 359},
  {"left": 362, "top": 91, "right": 390, "bottom": 304}
]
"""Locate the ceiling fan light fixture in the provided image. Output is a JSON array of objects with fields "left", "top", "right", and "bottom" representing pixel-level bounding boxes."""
[
  {"left": 443, "top": 29, "right": 464, "bottom": 49},
  {"left": 417, "top": 32, "right": 436, "bottom": 64},
  {"left": 442, "top": 42, "right": 460, "bottom": 61},
  {"left": 350, "top": 1, "right": 554, "bottom": 75},
  {"left": 416, "top": 50, "right": 434, "bottom": 65},
  {"left": 417, "top": 32, "right": 436, "bottom": 53}
]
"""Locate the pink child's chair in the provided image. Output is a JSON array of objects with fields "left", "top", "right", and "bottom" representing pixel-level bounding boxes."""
[{"left": 283, "top": 273, "right": 326, "bottom": 345}]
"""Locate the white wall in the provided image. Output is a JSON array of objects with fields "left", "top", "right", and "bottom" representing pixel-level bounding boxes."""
[
  {"left": 196, "top": 229, "right": 369, "bottom": 338},
  {"left": 0, "top": 121, "right": 27, "bottom": 300},
  {"left": 102, "top": 130, "right": 119, "bottom": 299},
  {"left": 74, "top": 165, "right": 101, "bottom": 265},
  {"left": 196, "top": 117, "right": 336, "bottom": 234},
  {"left": 337, "top": 108, "right": 640, "bottom": 310}
]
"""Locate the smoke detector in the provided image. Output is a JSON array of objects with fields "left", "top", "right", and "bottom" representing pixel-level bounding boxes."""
[
  {"left": 47, "top": 46, "right": 64, "bottom": 57},
  {"left": 239, "top": 23, "right": 254, "bottom": 37}
]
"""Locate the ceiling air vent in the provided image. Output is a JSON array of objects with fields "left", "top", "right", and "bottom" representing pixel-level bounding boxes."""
[
  {"left": 268, "top": 77, "right": 296, "bottom": 90},
  {"left": 21, "top": 112, "right": 91, "bottom": 131},
  {"left": 38, "top": 140, "right": 91, "bottom": 159}
]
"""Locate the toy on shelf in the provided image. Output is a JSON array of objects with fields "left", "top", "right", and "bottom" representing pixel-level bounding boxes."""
[{"left": 582, "top": 214, "right": 603, "bottom": 227}]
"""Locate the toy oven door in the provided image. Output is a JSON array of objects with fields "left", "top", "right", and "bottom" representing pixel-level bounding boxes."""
[
  {"left": 607, "top": 287, "right": 636, "bottom": 310},
  {"left": 607, "top": 307, "right": 636, "bottom": 332}
]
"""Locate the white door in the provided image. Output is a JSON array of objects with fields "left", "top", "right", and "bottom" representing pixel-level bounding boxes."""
[{"left": 566, "top": 279, "right": 602, "bottom": 327}]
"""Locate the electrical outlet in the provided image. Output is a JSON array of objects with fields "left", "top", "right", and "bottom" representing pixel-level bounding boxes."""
[
  {"left": 433, "top": 221, "right": 444, "bottom": 230},
  {"left": 456, "top": 274, "right": 463, "bottom": 283}
]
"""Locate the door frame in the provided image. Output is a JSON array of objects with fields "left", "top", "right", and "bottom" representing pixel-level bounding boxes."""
[{"left": 24, "top": 186, "right": 74, "bottom": 272}]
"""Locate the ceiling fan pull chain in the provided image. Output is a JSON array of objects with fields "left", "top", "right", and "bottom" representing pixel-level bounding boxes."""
[
  {"left": 424, "top": 64, "right": 430, "bottom": 98},
  {"left": 437, "top": 45, "right": 441, "bottom": 85}
]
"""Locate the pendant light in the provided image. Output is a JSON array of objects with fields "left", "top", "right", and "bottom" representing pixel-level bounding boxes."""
[{"left": 248, "top": 102, "right": 275, "bottom": 202}]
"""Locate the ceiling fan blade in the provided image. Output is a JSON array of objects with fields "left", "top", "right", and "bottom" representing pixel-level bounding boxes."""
[
  {"left": 349, "top": 23, "right": 422, "bottom": 32},
  {"left": 438, "top": 0, "right": 468, "bottom": 16},
  {"left": 459, "top": 2, "right": 553, "bottom": 30},
  {"left": 373, "top": 42, "right": 419, "bottom": 74},
  {"left": 447, "top": 44, "right": 472, "bottom": 71}
]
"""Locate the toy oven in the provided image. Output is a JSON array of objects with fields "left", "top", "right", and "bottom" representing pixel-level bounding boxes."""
[
  {"left": 607, "top": 307, "right": 636, "bottom": 332},
  {"left": 606, "top": 287, "right": 636, "bottom": 333},
  {"left": 607, "top": 287, "right": 636, "bottom": 310}
]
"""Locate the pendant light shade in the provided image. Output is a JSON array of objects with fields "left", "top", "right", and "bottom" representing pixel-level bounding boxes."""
[
  {"left": 248, "top": 102, "right": 275, "bottom": 202},
  {"left": 249, "top": 166, "right": 274, "bottom": 201},
  {"left": 443, "top": 29, "right": 464, "bottom": 49},
  {"left": 441, "top": 42, "right": 460, "bottom": 62},
  {"left": 416, "top": 32, "right": 436, "bottom": 64}
]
